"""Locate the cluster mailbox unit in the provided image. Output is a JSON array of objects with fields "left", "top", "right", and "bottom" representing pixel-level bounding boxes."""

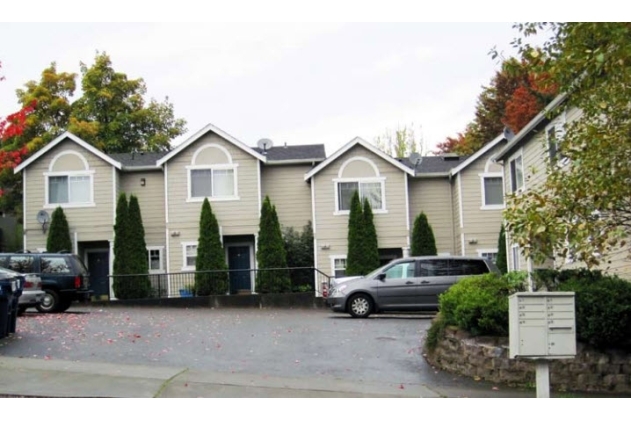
[{"left": 509, "top": 292, "right": 577, "bottom": 359}]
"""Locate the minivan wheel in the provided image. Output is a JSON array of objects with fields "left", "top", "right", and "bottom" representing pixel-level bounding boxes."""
[
  {"left": 348, "top": 293, "right": 373, "bottom": 318},
  {"left": 36, "top": 289, "right": 61, "bottom": 313}
]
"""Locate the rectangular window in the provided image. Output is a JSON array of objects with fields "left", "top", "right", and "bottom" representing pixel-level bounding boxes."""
[
  {"left": 509, "top": 155, "right": 524, "bottom": 192},
  {"left": 337, "top": 181, "right": 383, "bottom": 211},
  {"left": 480, "top": 252, "right": 498, "bottom": 264},
  {"left": 333, "top": 258, "right": 347, "bottom": 278},
  {"left": 48, "top": 175, "right": 91, "bottom": 205},
  {"left": 148, "top": 249, "right": 162, "bottom": 271},
  {"left": 190, "top": 168, "right": 235, "bottom": 199},
  {"left": 184, "top": 244, "right": 197, "bottom": 269},
  {"left": 547, "top": 126, "right": 558, "bottom": 162},
  {"left": 483, "top": 177, "right": 504, "bottom": 206}
]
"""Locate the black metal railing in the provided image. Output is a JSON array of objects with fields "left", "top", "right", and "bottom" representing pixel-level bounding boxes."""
[{"left": 108, "top": 267, "right": 332, "bottom": 300}]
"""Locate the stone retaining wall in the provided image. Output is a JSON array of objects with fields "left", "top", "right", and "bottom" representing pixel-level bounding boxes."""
[{"left": 425, "top": 326, "right": 631, "bottom": 393}]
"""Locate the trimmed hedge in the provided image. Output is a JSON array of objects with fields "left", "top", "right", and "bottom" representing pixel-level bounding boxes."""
[{"left": 436, "top": 269, "right": 631, "bottom": 350}]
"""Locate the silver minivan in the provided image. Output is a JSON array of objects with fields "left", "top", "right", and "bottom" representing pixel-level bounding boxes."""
[{"left": 325, "top": 256, "right": 500, "bottom": 317}]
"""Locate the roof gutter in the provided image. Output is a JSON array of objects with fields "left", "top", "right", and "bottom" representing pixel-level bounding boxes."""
[
  {"left": 495, "top": 92, "right": 568, "bottom": 162},
  {"left": 121, "top": 165, "right": 164, "bottom": 172},
  {"left": 264, "top": 159, "right": 326, "bottom": 166}
]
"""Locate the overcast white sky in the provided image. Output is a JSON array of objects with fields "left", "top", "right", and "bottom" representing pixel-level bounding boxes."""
[{"left": 0, "top": 3, "right": 596, "bottom": 156}]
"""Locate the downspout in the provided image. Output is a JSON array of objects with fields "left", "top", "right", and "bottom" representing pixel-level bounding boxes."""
[{"left": 448, "top": 173, "right": 456, "bottom": 255}]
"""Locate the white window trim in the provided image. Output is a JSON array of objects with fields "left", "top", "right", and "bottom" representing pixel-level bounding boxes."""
[
  {"left": 330, "top": 255, "right": 347, "bottom": 278},
  {"left": 186, "top": 163, "right": 240, "bottom": 202},
  {"left": 479, "top": 172, "right": 505, "bottom": 210},
  {"left": 43, "top": 169, "right": 96, "bottom": 209},
  {"left": 545, "top": 112, "right": 570, "bottom": 167},
  {"left": 147, "top": 246, "right": 165, "bottom": 274},
  {"left": 508, "top": 149, "right": 525, "bottom": 194},
  {"left": 511, "top": 244, "right": 521, "bottom": 271},
  {"left": 477, "top": 248, "right": 499, "bottom": 262},
  {"left": 181, "top": 241, "right": 198, "bottom": 271},
  {"left": 332, "top": 177, "right": 387, "bottom": 215}
]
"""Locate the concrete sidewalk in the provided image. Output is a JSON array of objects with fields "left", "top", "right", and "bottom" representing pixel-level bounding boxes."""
[{"left": 0, "top": 356, "right": 545, "bottom": 398}]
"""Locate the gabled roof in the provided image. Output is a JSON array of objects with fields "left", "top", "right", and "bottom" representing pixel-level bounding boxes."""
[
  {"left": 252, "top": 144, "right": 326, "bottom": 163},
  {"left": 304, "top": 137, "right": 415, "bottom": 181},
  {"left": 14, "top": 131, "right": 123, "bottom": 174},
  {"left": 449, "top": 133, "right": 507, "bottom": 176},
  {"left": 495, "top": 92, "right": 568, "bottom": 161},
  {"left": 399, "top": 155, "right": 469, "bottom": 176},
  {"left": 156, "top": 123, "right": 266, "bottom": 166}
]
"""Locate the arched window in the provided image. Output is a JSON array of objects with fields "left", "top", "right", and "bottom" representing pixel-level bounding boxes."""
[
  {"left": 334, "top": 157, "right": 386, "bottom": 214},
  {"left": 44, "top": 151, "right": 94, "bottom": 207},
  {"left": 187, "top": 144, "right": 239, "bottom": 201}
]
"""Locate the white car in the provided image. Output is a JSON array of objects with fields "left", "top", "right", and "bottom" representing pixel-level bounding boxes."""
[{"left": 0, "top": 267, "right": 44, "bottom": 315}]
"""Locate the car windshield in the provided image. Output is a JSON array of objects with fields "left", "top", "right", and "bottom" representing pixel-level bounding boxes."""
[{"left": 364, "top": 265, "right": 386, "bottom": 280}]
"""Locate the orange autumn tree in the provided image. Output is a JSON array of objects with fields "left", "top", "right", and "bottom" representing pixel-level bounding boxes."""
[
  {"left": 0, "top": 61, "right": 36, "bottom": 204},
  {"left": 436, "top": 57, "right": 557, "bottom": 155}
]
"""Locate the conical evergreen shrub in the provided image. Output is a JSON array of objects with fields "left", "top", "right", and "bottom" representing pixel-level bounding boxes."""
[
  {"left": 46, "top": 206, "right": 72, "bottom": 253},
  {"left": 195, "top": 198, "right": 229, "bottom": 295},
  {"left": 411, "top": 212, "right": 437, "bottom": 256},
  {"left": 496, "top": 224, "right": 508, "bottom": 274},
  {"left": 362, "top": 197, "right": 380, "bottom": 273},
  {"left": 256, "top": 196, "right": 290, "bottom": 293},
  {"left": 346, "top": 190, "right": 364, "bottom": 276}
]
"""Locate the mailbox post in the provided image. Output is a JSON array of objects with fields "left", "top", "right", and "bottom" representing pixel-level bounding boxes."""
[{"left": 508, "top": 292, "right": 576, "bottom": 398}]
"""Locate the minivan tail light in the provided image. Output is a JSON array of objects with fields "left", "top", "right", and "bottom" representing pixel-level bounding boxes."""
[{"left": 74, "top": 276, "right": 81, "bottom": 289}]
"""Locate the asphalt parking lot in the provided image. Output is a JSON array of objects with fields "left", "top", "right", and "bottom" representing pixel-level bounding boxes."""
[{"left": 1, "top": 306, "right": 443, "bottom": 386}]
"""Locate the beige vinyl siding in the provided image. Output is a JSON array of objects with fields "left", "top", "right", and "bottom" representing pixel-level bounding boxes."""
[
  {"left": 24, "top": 140, "right": 115, "bottom": 250},
  {"left": 452, "top": 176, "right": 462, "bottom": 255},
  {"left": 459, "top": 147, "right": 505, "bottom": 257},
  {"left": 408, "top": 177, "right": 455, "bottom": 255},
  {"left": 313, "top": 145, "right": 409, "bottom": 273},
  {"left": 120, "top": 170, "right": 166, "bottom": 249},
  {"left": 166, "top": 132, "right": 260, "bottom": 272},
  {"left": 261, "top": 164, "right": 313, "bottom": 231}
]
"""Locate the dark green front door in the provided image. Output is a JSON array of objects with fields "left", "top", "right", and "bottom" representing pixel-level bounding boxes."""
[{"left": 228, "top": 245, "right": 251, "bottom": 294}]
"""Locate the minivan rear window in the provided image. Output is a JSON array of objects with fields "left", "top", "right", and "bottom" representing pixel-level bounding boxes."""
[
  {"left": 419, "top": 260, "right": 450, "bottom": 276},
  {"left": 451, "top": 259, "right": 489, "bottom": 276}
]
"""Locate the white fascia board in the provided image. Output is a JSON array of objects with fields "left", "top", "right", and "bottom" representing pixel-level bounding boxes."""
[
  {"left": 15, "top": 131, "right": 122, "bottom": 173},
  {"left": 305, "top": 137, "right": 414, "bottom": 181},
  {"left": 157, "top": 123, "right": 267, "bottom": 166},
  {"left": 450, "top": 133, "right": 506, "bottom": 176}
]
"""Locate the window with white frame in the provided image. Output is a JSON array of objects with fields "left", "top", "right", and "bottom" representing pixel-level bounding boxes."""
[
  {"left": 509, "top": 155, "right": 524, "bottom": 193},
  {"left": 187, "top": 144, "right": 238, "bottom": 201},
  {"left": 45, "top": 151, "right": 94, "bottom": 207},
  {"left": 190, "top": 167, "right": 236, "bottom": 199},
  {"left": 182, "top": 242, "right": 198, "bottom": 269},
  {"left": 546, "top": 121, "right": 568, "bottom": 165},
  {"left": 481, "top": 176, "right": 504, "bottom": 207},
  {"left": 147, "top": 247, "right": 163, "bottom": 272},
  {"left": 511, "top": 245, "right": 521, "bottom": 271},
  {"left": 337, "top": 181, "right": 384, "bottom": 211},
  {"left": 332, "top": 257, "right": 347, "bottom": 278},
  {"left": 478, "top": 249, "right": 499, "bottom": 264}
]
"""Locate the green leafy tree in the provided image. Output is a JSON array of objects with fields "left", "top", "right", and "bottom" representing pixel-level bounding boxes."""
[
  {"left": 362, "top": 198, "right": 380, "bottom": 273},
  {"left": 345, "top": 190, "right": 364, "bottom": 276},
  {"left": 195, "top": 198, "right": 229, "bottom": 295},
  {"left": 374, "top": 123, "right": 423, "bottom": 157},
  {"left": 503, "top": 23, "right": 631, "bottom": 267},
  {"left": 411, "top": 212, "right": 437, "bottom": 256},
  {"left": 46, "top": 206, "right": 72, "bottom": 253},
  {"left": 69, "top": 52, "right": 186, "bottom": 153},
  {"left": 496, "top": 224, "right": 508, "bottom": 274},
  {"left": 256, "top": 196, "right": 290, "bottom": 293}
]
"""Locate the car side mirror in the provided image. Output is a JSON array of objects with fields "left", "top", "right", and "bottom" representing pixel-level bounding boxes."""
[{"left": 376, "top": 273, "right": 386, "bottom": 281}]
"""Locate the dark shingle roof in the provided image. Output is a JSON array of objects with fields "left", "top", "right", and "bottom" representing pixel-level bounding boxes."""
[
  {"left": 251, "top": 144, "right": 326, "bottom": 162},
  {"left": 108, "top": 151, "right": 170, "bottom": 167},
  {"left": 398, "top": 155, "right": 469, "bottom": 175}
]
